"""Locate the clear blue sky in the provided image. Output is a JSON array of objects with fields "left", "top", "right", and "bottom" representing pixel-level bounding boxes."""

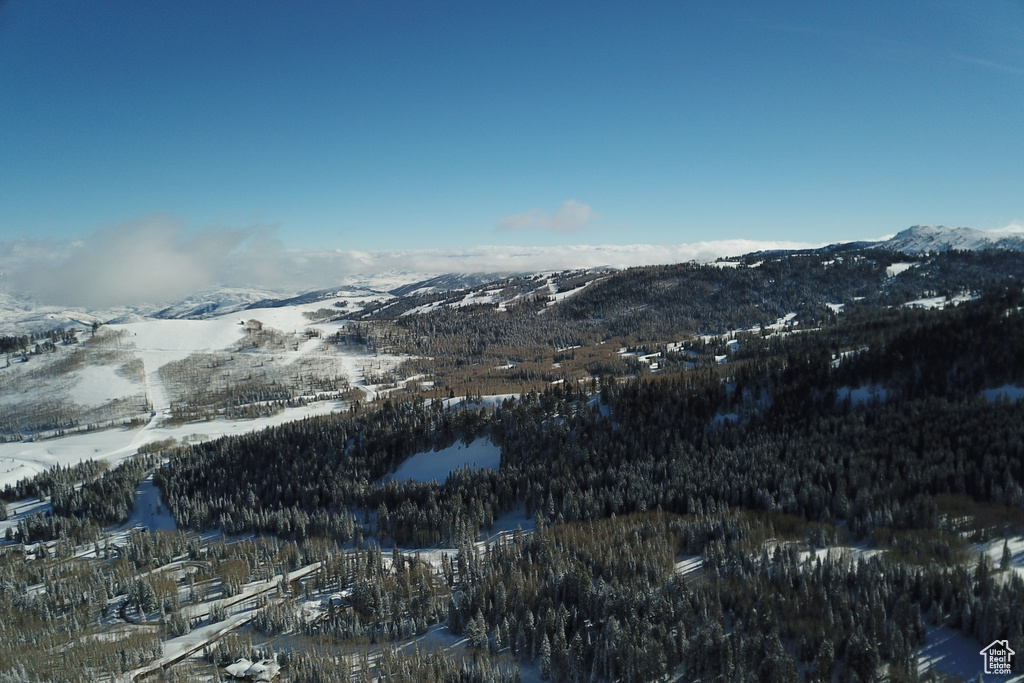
[{"left": 2, "top": 0, "right": 1023, "bottom": 252}]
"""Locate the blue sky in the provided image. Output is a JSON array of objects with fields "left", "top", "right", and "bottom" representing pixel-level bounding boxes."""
[{"left": 1, "top": 1, "right": 1023, "bottom": 265}]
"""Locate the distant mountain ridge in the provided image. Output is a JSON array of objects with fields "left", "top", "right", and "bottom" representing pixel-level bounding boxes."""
[
  {"left": 877, "top": 225, "right": 1024, "bottom": 254},
  {"left": 748, "top": 225, "right": 1024, "bottom": 260},
  {"left": 0, "top": 271, "right": 507, "bottom": 334},
  {"left": 2, "top": 225, "right": 1023, "bottom": 333}
]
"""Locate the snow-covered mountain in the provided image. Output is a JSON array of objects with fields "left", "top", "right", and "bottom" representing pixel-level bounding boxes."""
[
  {"left": 0, "top": 271, "right": 464, "bottom": 334},
  {"left": 0, "top": 288, "right": 112, "bottom": 334},
  {"left": 148, "top": 287, "right": 294, "bottom": 320},
  {"left": 388, "top": 272, "right": 519, "bottom": 297},
  {"left": 878, "top": 225, "right": 1024, "bottom": 254}
]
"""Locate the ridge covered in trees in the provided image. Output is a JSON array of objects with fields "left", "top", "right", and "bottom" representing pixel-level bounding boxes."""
[{"left": 350, "top": 248, "right": 1024, "bottom": 398}]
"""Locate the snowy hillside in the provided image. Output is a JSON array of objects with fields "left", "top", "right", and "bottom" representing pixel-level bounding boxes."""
[
  {"left": 879, "top": 224, "right": 1024, "bottom": 254},
  {"left": 149, "top": 286, "right": 292, "bottom": 319},
  {"left": 0, "top": 303, "right": 417, "bottom": 487}
]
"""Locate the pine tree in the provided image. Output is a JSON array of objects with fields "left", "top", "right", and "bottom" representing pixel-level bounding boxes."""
[
  {"left": 468, "top": 611, "right": 488, "bottom": 651},
  {"left": 540, "top": 634, "right": 552, "bottom": 680}
]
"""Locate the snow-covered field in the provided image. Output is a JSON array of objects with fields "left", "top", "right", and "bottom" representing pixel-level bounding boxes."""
[
  {"left": 886, "top": 262, "right": 918, "bottom": 277},
  {"left": 67, "top": 364, "right": 142, "bottom": 407},
  {"left": 547, "top": 276, "right": 605, "bottom": 303},
  {"left": 385, "top": 438, "right": 502, "bottom": 484},
  {"left": 903, "top": 291, "right": 977, "bottom": 310},
  {"left": 111, "top": 317, "right": 248, "bottom": 365}
]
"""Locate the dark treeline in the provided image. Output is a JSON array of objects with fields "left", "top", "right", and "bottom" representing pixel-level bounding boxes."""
[
  {"left": 0, "top": 328, "right": 78, "bottom": 356},
  {"left": 2, "top": 459, "right": 109, "bottom": 502},
  {"left": 49, "top": 454, "right": 161, "bottom": 525},
  {"left": 373, "top": 647, "right": 521, "bottom": 683},
  {"left": 556, "top": 249, "right": 1024, "bottom": 339},
  {"left": 344, "top": 249, "right": 1024, "bottom": 405},
  {"left": 833, "top": 287, "right": 1024, "bottom": 398},
  {"left": 365, "top": 249, "right": 1024, "bottom": 357},
  {"left": 554, "top": 255, "right": 874, "bottom": 339},
  {"left": 875, "top": 248, "right": 1024, "bottom": 305}
]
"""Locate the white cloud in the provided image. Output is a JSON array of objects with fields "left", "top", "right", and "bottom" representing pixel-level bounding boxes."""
[
  {"left": 497, "top": 200, "right": 600, "bottom": 233},
  {"left": 1, "top": 216, "right": 260, "bottom": 308},
  {"left": 246, "top": 238, "right": 823, "bottom": 286},
  {"left": 0, "top": 216, "right": 824, "bottom": 310},
  {"left": 988, "top": 222, "right": 1024, "bottom": 236}
]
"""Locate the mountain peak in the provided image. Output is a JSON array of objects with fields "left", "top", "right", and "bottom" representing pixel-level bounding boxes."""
[{"left": 880, "top": 225, "right": 1024, "bottom": 254}]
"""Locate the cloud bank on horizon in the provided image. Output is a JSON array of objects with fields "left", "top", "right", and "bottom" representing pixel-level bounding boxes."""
[{"left": 2, "top": 216, "right": 1019, "bottom": 310}]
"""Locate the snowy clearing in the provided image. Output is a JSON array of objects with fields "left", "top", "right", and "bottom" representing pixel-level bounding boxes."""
[
  {"left": 119, "top": 473, "right": 178, "bottom": 532},
  {"left": 0, "top": 496, "right": 49, "bottom": 538},
  {"left": 110, "top": 318, "right": 248, "bottom": 367},
  {"left": 903, "top": 292, "right": 976, "bottom": 310},
  {"left": 837, "top": 385, "right": 890, "bottom": 405},
  {"left": 709, "top": 260, "right": 762, "bottom": 269},
  {"left": 800, "top": 544, "right": 884, "bottom": 564},
  {"left": 831, "top": 347, "right": 868, "bottom": 368},
  {"left": 977, "top": 536, "right": 1024, "bottom": 582},
  {"left": 549, "top": 277, "right": 604, "bottom": 303},
  {"left": 983, "top": 385, "right": 1024, "bottom": 402},
  {"left": 385, "top": 438, "right": 502, "bottom": 484},
  {"left": 674, "top": 555, "right": 702, "bottom": 579},
  {"left": 484, "top": 502, "right": 535, "bottom": 537},
  {"left": 68, "top": 364, "right": 144, "bottom": 407},
  {"left": 918, "top": 622, "right": 1023, "bottom": 682},
  {"left": 886, "top": 262, "right": 917, "bottom": 277}
]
